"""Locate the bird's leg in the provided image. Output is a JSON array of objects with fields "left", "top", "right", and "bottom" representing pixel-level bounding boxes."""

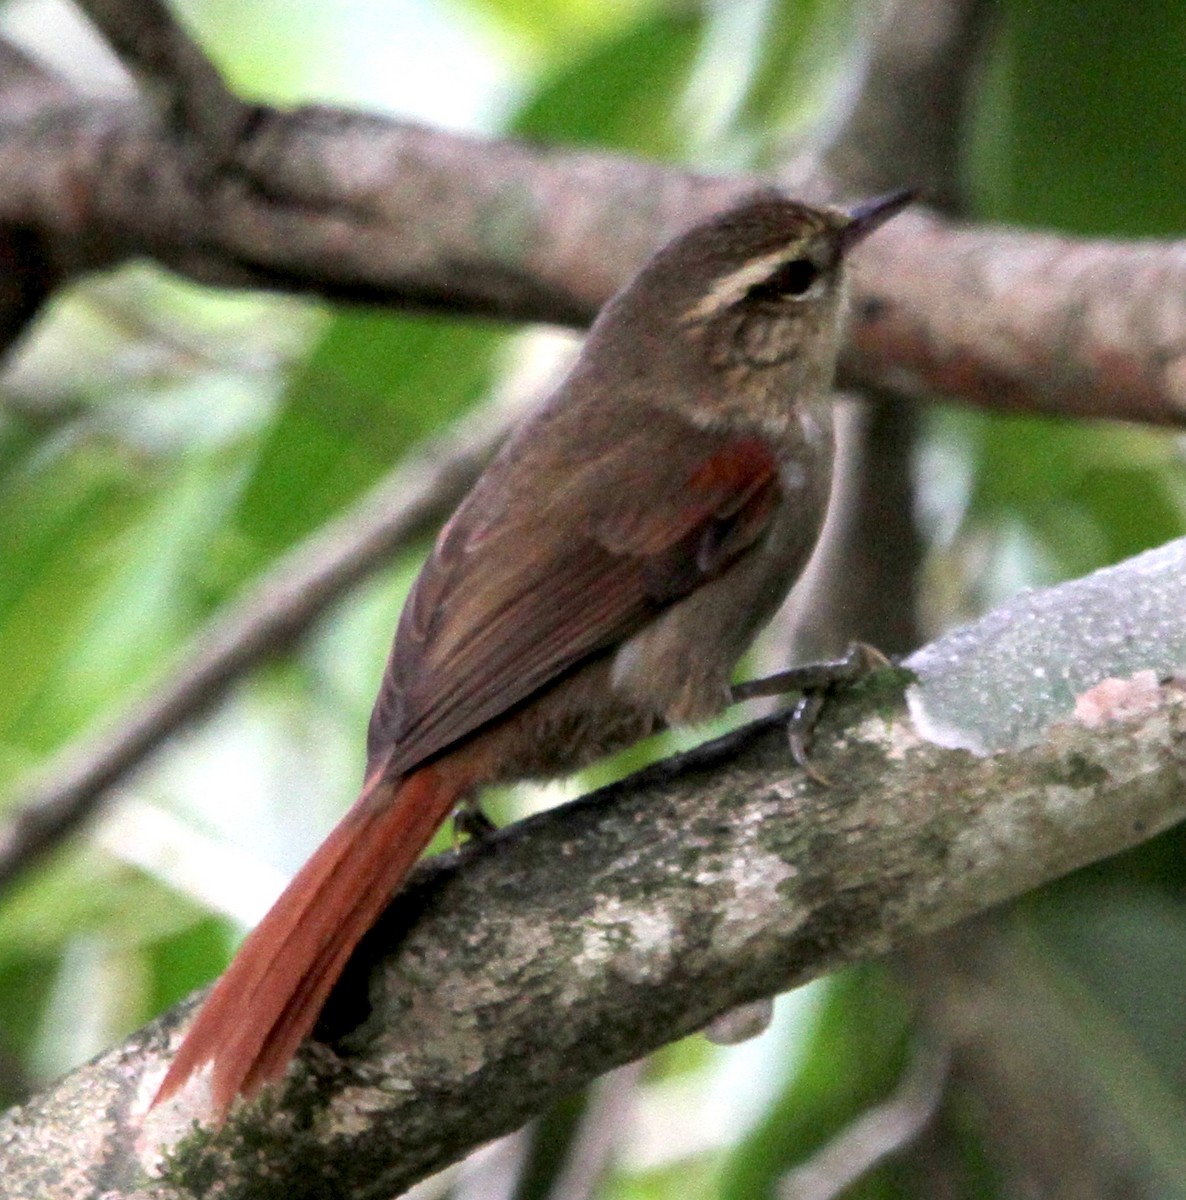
[
  {"left": 452, "top": 798, "right": 499, "bottom": 845},
  {"left": 730, "top": 643, "right": 892, "bottom": 785},
  {"left": 729, "top": 642, "right": 890, "bottom": 702}
]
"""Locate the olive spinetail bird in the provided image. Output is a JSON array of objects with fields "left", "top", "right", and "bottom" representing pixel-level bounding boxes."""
[{"left": 153, "top": 188, "right": 914, "bottom": 1120}]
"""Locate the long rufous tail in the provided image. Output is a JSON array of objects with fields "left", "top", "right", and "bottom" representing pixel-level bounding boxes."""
[{"left": 153, "top": 761, "right": 468, "bottom": 1119}]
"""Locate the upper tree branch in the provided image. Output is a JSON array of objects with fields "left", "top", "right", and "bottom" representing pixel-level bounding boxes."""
[
  {"left": 75, "top": 0, "right": 254, "bottom": 158},
  {"left": 847, "top": 212, "right": 1186, "bottom": 426},
  {"left": 2, "top": 537, "right": 1185, "bottom": 1199},
  {"left": 0, "top": 44, "right": 76, "bottom": 356},
  {"left": 2, "top": 22, "right": 1186, "bottom": 424}
]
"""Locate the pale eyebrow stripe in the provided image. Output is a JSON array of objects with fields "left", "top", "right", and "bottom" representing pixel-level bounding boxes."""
[{"left": 679, "top": 246, "right": 797, "bottom": 324}]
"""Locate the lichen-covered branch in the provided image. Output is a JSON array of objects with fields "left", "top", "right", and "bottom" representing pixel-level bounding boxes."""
[{"left": 1, "top": 538, "right": 1185, "bottom": 1199}]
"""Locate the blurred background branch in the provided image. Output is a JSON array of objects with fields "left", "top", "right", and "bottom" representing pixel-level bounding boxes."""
[
  {"left": 778, "top": 1034, "right": 949, "bottom": 1200},
  {"left": 3, "top": 4, "right": 1186, "bottom": 423},
  {"left": 0, "top": 406, "right": 506, "bottom": 897}
]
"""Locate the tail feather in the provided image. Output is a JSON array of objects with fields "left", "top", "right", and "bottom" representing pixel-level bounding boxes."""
[{"left": 153, "top": 762, "right": 467, "bottom": 1119}]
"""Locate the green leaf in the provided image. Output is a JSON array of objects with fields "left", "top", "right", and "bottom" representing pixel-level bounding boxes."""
[
  {"left": 1013, "top": 904, "right": 1186, "bottom": 1189},
  {"left": 967, "top": 0, "right": 1186, "bottom": 235},
  {"left": 939, "top": 409, "right": 1185, "bottom": 588},
  {"left": 0, "top": 436, "right": 157, "bottom": 753},
  {"left": 0, "top": 950, "right": 52, "bottom": 1102},
  {"left": 0, "top": 425, "right": 252, "bottom": 761},
  {"left": 0, "top": 846, "right": 204, "bottom": 956},
  {"left": 511, "top": 9, "right": 705, "bottom": 158},
  {"left": 146, "top": 914, "right": 237, "bottom": 1015},
  {"left": 688, "top": 0, "right": 862, "bottom": 169},
  {"left": 222, "top": 312, "right": 505, "bottom": 586},
  {"left": 1030, "top": 887, "right": 1186, "bottom": 1106},
  {"left": 463, "top": 0, "right": 663, "bottom": 61}
]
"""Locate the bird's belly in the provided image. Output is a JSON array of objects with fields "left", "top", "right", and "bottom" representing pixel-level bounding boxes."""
[{"left": 610, "top": 496, "right": 824, "bottom": 726}]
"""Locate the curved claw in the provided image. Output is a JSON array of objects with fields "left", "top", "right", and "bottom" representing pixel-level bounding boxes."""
[
  {"left": 788, "top": 692, "right": 832, "bottom": 787},
  {"left": 735, "top": 641, "right": 894, "bottom": 785},
  {"left": 730, "top": 641, "right": 892, "bottom": 705}
]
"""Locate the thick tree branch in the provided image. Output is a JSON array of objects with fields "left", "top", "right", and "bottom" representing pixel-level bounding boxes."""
[
  {"left": 1, "top": 538, "right": 1185, "bottom": 1198},
  {"left": 0, "top": 410, "right": 506, "bottom": 897},
  {"left": 847, "top": 211, "right": 1186, "bottom": 425},
  {"left": 0, "top": 88, "right": 748, "bottom": 326}
]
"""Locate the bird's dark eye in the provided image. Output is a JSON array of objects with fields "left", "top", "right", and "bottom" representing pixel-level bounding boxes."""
[{"left": 746, "top": 257, "right": 820, "bottom": 302}]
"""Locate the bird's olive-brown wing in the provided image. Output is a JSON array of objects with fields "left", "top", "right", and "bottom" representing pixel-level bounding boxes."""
[{"left": 365, "top": 427, "right": 782, "bottom": 778}]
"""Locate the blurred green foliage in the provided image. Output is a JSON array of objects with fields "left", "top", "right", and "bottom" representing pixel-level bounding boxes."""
[
  {"left": 1, "top": 0, "right": 1185, "bottom": 1195},
  {"left": 223, "top": 312, "right": 506, "bottom": 585},
  {"left": 717, "top": 967, "right": 913, "bottom": 1200},
  {"left": 513, "top": 8, "right": 705, "bottom": 156}
]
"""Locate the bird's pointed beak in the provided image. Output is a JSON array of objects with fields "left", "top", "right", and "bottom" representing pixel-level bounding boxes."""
[{"left": 840, "top": 188, "right": 917, "bottom": 252}]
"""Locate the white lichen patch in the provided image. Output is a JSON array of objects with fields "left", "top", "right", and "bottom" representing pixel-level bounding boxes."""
[
  {"left": 941, "top": 777, "right": 1097, "bottom": 905},
  {"left": 381, "top": 983, "right": 490, "bottom": 1082},
  {"left": 1040, "top": 783, "right": 1096, "bottom": 823},
  {"left": 324, "top": 1085, "right": 398, "bottom": 1137},
  {"left": 707, "top": 847, "right": 800, "bottom": 957},
  {"left": 940, "top": 812, "right": 1018, "bottom": 892},
  {"left": 769, "top": 778, "right": 805, "bottom": 802},
  {"left": 136, "top": 1059, "right": 215, "bottom": 1166},
  {"left": 850, "top": 710, "right": 922, "bottom": 761},
  {"left": 577, "top": 897, "right": 681, "bottom": 985}
]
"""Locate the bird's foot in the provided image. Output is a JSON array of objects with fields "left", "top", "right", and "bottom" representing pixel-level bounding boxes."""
[
  {"left": 729, "top": 642, "right": 889, "bottom": 703},
  {"left": 453, "top": 803, "right": 499, "bottom": 846},
  {"left": 731, "top": 642, "right": 892, "bottom": 785}
]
